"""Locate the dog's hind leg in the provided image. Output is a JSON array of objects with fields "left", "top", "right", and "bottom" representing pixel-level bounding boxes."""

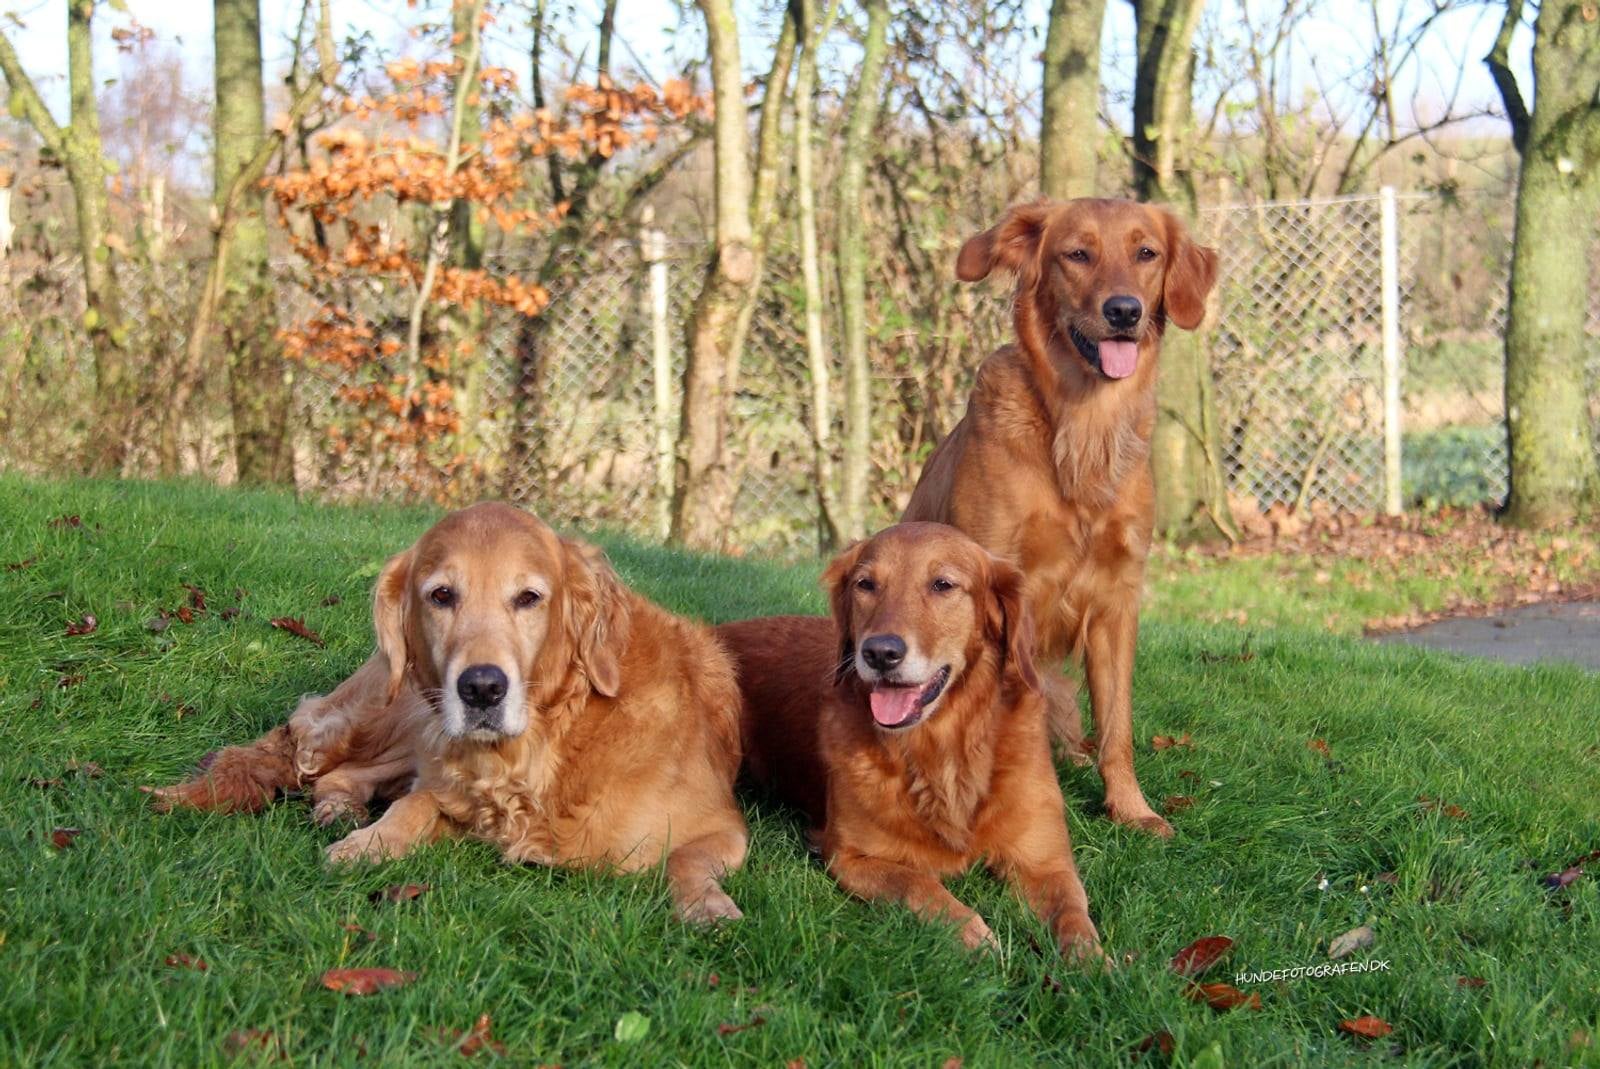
[
  {"left": 665, "top": 825, "right": 747, "bottom": 924},
  {"left": 309, "top": 753, "right": 415, "bottom": 827}
]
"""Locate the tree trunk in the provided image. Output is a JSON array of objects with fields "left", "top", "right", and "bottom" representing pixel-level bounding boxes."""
[
  {"left": 1040, "top": 0, "right": 1105, "bottom": 200},
  {"left": 670, "top": 0, "right": 791, "bottom": 549},
  {"left": 1133, "top": 0, "right": 1232, "bottom": 541},
  {"left": 795, "top": 0, "right": 843, "bottom": 551},
  {"left": 450, "top": 0, "right": 489, "bottom": 467},
  {"left": 835, "top": 0, "right": 889, "bottom": 543},
  {"left": 1497, "top": 0, "right": 1600, "bottom": 526},
  {"left": 214, "top": 0, "right": 287, "bottom": 484}
]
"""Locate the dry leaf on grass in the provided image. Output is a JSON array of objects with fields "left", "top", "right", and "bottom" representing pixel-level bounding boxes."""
[
  {"left": 4, "top": 557, "right": 37, "bottom": 572},
  {"left": 369, "top": 882, "right": 431, "bottom": 905},
  {"left": 320, "top": 967, "right": 417, "bottom": 995},
  {"left": 1163, "top": 795, "right": 1195, "bottom": 814},
  {"left": 270, "top": 617, "right": 324, "bottom": 647},
  {"left": 1184, "top": 982, "right": 1261, "bottom": 1012},
  {"left": 1339, "top": 1015, "right": 1393, "bottom": 1039},
  {"left": 1171, "top": 935, "right": 1233, "bottom": 977},
  {"left": 1456, "top": 976, "right": 1486, "bottom": 988},
  {"left": 1308, "top": 738, "right": 1331, "bottom": 756},
  {"left": 50, "top": 827, "right": 81, "bottom": 850},
  {"left": 1544, "top": 866, "right": 1584, "bottom": 891},
  {"left": 48, "top": 514, "right": 83, "bottom": 529},
  {"left": 1327, "top": 925, "right": 1374, "bottom": 960},
  {"left": 716, "top": 1014, "right": 767, "bottom": 1037},
  {"left": 1132, "top": 1031, "right": 1175, "bottom": 1057},
  {"left": 223, "top": 1029, "right": 280, "bottom": 1058},
  {"left": 1417, "top": 795, "right": 1469, "bottom": 820},
  {"left": 165, "top": 953, "right": 208, "bottom": 971},
  {"left": 64, "top": 614, "right": 97, "bottom": 636},
  {"left": 1151, "top": 733, "right": 1193, "bottom": 751},
  {"left": 440, "top": 1013, "right": 506, "bottom": 1057}
]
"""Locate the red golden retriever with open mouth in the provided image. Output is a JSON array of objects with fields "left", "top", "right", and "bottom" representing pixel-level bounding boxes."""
[
  {"left": 718, "top": 522, "right": 1101, "bottom": 960},
  {"left": 904, "top": 197, "right": 1219, "bottom": 837},
  {"left": 153, "top": 503, "right": 747, "bottom": 922}
]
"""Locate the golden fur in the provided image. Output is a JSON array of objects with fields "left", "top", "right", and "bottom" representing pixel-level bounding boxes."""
[
  {"left": 904, "top": 197, "right": 1219, "bottom": 837},
  {"left": 153, "top": 503, "right": 747, "bottom": 922},
  {"left": 718, "top": 523, "right": 1101, "bottom": 960}
]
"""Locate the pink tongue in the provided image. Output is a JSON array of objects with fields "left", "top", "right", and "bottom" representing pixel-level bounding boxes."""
[
  {"left": 1099, "top": 339, "right": 1138, "bottom": 379},
  {"left": 869, "top": 686, "right": 922, "bottom": 727}
]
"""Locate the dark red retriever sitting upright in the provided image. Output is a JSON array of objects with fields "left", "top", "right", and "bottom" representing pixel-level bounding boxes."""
[
  {"left": 718, "top": 523, "right": 1101, "bottom": 961},
  {"left": 904, "top": 198, "right": 1219, "bottom": 837}
]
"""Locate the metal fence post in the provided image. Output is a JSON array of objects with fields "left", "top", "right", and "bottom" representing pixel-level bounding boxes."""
[
  {"left": 642, "top": 219, "right": 674, "bottom": 539},
  {"left": 1379, "top": 186, "right": 1403, "bottom": 516}
]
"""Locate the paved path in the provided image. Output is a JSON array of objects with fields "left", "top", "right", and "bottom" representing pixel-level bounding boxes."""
[{"left": 1378, "top": 599, "right": 1600, "bottom": 671}]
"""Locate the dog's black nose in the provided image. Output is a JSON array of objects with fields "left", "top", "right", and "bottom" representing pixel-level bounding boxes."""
[
  {"left": 1102, "top": 295, "right": 1142, "bottom": 331},
  {"left": 860, "top": 634, "right": 907, "bottom": 673},
  {"left": 457, "top": 664, "right": 508, "bottom": 709}
]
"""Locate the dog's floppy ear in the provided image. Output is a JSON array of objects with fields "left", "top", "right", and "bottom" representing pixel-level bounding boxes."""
[
  {"left": 983, "top": 553, "right": 1040, "bottom": 694},
  {"left": 372, "top": 548, "right": 415, "bottom": 703},
  {"left": 1160, "top": 209, "right": 1219, "bottom": 331},
  {"left": 820, "top": 539, "right": 868, "bottom": 685},
  {"left": 561, "top": 537, "right": 632, "bottom": 699},
  {"left": 956, "top": 199, "right": 1053, "bottom": 284}
]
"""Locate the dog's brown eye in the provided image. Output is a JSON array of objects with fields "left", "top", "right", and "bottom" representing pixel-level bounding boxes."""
[
  {"left": 855, "top": 576, "right": 878, "bottom": 593},
  {"left": 514, "top": 589, "right": 542, "bottom": 609},
  {"left": 930, "top": 577, "right": 956, "bottom": 593},
  {"left": 1137, "top": 246, "right": 1158, "bottom": 261},
  {"left": 429, "top": 586, "right": 455, "bottom": 608},
  {"left": 1063, "top": 248, "right": 1090, "bottom": 264}
]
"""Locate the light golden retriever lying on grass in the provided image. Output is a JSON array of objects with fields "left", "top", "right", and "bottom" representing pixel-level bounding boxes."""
[{"left": 152, "top": 502, "right": 747, "bottom": 922}]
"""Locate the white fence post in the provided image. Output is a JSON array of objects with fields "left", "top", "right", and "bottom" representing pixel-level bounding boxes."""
[
  {"left": 1379, "top": 185, "right": 1403, "bottom": 516},
  {"left": 642, "top": 219, "right": 674, "bottom": 539}
]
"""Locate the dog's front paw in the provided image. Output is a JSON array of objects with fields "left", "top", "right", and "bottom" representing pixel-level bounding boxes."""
[
  {"left": 1106, "top": 797, "right": 1174, "bottom": 839},
  {"left": 311, "top": 793, "right": 368, "bottom": 828},
  {"left": 325, "top": 828, "right": 388, "bottom": 865},
  {"left": 959, "top": 913, "right": 999, "bottom": 952},
  {"left": 675, "top": 887, "right": 743, "bottom": 925}
]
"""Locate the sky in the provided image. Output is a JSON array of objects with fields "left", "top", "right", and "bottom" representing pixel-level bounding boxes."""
[{"left": 0, "top": 0, "right": 1532, "bottom": 159}]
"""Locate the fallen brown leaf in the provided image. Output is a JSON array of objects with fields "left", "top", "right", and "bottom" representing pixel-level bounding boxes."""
[
  {"left": 26, "top": 776, "right": 62, "bottom": 789},
  {"left": 441, "top": 1013, "right": 507, "bottom": 1057},
  {"left": 1171, "top": 935, "right": 1233, "bottom": 977},
  {"left": 1328, "top": 925, "right": 1375, "bottom": 960},
  {"left": 1184, "top": 981, "right": 1261, "bottom": 1012},
  {"left": 1133, "top": 1031, "right": 1175, "bottom": 1057},
  {"left": 1456, "top": 976, "right": 1486, "bottom": 988},
  {"left": 716, "top": 1014, "right": 767, "bottom": 1037},
  {"left": 320, "top": 967, "right": 417, "bottom": 995},
  {"left": 1543, "top": 866, "right": 1583, "bottom": 891},
  {"left": 48, "top": 514, "right": 83, "bottom": 529},
  {"left": 1151, "top": 733, "right": 1193, "bottom": 751},
  {"left": 50, "top": 827, "right": 81, "bottom": 850},
  {"left": 1308, "top": 738, "right": 1331, "bottom": 756},
  {"left": 64, "top": 614, "right": 97, "bottom": 636},
  {"left": 165, "top": 953, "right": 208, "bottom": 972},
  {"left": 223, "top": 1029, "right": 280, "bottom": 1058},
  {"left": 1163, "top": 795, "right": 1195, "bottom": 814},
  {"left": 1339, "top": 1015, "right": 1393, "bottom": 1039},
  {"left": 1417, "top": 795, "right": 1469, "bottom": 820},
  {"left": 57, "top": 674, "right": 84, "bottom": 688},
  {"left": 184, "top": 584, "right": 208, "bottom": 612},
  {"left": 941, "top": 1060, "right": 963, "bottom": 1069},
  {"left": 270, "top": 617, "right": 324, "bottom": 647},
  {"left": 5, "top": 557, "right": 37, "bottom": 572},
  {"left": 1373, "top": 871, "right": 1398, "bottom": 885},
  {"left": 370, "top": 882, "right": 431, "bottom": 905},
  {"left": 321, "top": 594, "right": 342, "bottom": 606},
  {"left": 67, "top": 759, "right": 102, "bottom": 778},
  {"left": 176, "top": 605, "right": 195, "bottom": 625}
]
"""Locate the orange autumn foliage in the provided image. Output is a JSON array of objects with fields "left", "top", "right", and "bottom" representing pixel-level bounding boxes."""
[{"left": 268, "top": 12, "right": 704, "bottom": 498}]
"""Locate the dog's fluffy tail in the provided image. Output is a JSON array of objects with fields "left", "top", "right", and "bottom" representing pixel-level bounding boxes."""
[{"left": 145, "top": 725, "right": 300, "bottom": 814}]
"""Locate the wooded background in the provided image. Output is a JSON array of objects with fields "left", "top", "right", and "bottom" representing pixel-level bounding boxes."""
[{"left": 0, "top": 0, "right": 1595, "bottom": 554}]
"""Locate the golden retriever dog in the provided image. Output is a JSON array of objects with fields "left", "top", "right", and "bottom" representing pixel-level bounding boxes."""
[
  {"left": 153, "top": 502, "right": 747, "bottom": 922},
  {"left": 904, "top": 197, "right": 1219, "bottom": 838},
  {"left": 718, "top": 522, "right": 1101, "bottom": 960}
]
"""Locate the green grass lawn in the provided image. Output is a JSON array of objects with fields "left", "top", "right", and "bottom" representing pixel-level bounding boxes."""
[{"left": 3, "top": 477, "right": 1597, "bottom": 1068}]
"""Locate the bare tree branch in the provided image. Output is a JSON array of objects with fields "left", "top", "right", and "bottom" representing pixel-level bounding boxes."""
[{"left": 1485, "top": 0, "right": 1529, "bottom": 154}]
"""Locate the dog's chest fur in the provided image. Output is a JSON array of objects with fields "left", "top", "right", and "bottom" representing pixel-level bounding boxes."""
[{"left": 897, "top": 715, "right": 998, "bottom": 857}]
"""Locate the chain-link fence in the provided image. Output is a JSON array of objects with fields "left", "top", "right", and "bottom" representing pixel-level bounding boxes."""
[{"left": 3, "top": 189, "right": 1597, "bottom": 553}]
